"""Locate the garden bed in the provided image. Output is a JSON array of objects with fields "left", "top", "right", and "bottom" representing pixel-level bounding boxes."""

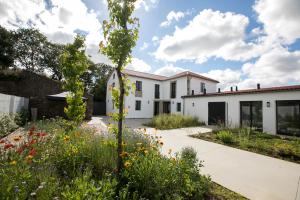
[
  {"left": 191, "top": 129, "right": 300, "bottom": 164},
  {"left": 144, "top": 114, "right": 205, "bottom": 130}
]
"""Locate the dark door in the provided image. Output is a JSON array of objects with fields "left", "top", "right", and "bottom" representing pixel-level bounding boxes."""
[
  {"left": 208, "top": 102, "right": 226, "bottom": 125},
  {"left": 240, "top": 101, "right": 262, "bottom": 131},
  {"left": 276, "top": 100, "right": 300, "bottom": 137},
  {"left": 163, "top": 102, "right": 171, "bottom": 114},
  {"left": 154, "top": 101, "right": 160, "bottom": 116}
]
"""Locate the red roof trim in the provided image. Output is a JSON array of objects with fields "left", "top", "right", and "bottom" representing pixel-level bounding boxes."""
[
  {"left": 182, "top": 85, "right": 300, "bottom": 98},
  {"left": 123, "top": 69, "right": 219, "bottom": 83}
]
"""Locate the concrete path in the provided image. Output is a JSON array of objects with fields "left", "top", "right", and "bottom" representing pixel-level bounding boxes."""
[{"left": 94, "top": 116, "right": 300, "bottom": 200}]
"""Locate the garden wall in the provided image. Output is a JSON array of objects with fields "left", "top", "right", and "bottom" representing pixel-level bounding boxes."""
[{"left": 0, "top": 93, "right": 29, "bottom": 113}]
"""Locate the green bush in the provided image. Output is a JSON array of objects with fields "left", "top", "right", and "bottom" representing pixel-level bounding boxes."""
[
  {"left": 216, "top": 130, "right": 234, "bottom": 144},
  {"left": 0, "top": 113, "right": 19, "bottom": 137},
  {"left": 145, "top": 114, "right": 204, "bottom": 130},
  {"left": 123, "top": 147, "right": 211, "bottom": 199}
]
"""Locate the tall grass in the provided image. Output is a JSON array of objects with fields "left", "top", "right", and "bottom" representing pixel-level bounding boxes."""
[{"left": 144, "top": 114, "right": 205, "bottom": 130}]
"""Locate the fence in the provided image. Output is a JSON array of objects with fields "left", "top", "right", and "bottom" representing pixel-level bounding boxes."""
[{"left": 0, "top": 93, "right": 29, "bottom": 113}]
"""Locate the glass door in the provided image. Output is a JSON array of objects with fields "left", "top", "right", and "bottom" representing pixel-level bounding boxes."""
[{"left": 240, "top": 101, "right": 262, "bottom": 131}]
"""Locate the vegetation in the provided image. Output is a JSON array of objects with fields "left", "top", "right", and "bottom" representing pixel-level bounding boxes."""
[
  {"left": 145, "top": 114, "right": 205, "bottom": 130},
  {"left": 0, "top": 114, "right": 19, "bottom": 138},
  {"left": 192, "top": 128, "right": 300, "bottom": 163},
  {"left": 0, "top": 26, "right": 15, "bottom": 69},
  {"left": 60, "top": 36, "right": 89, "bottom": 126},
  {"left": 100, "top": 0, "right": 140, "bottom": 177},
  {"left": 211, "top": 182, "right": 248, "bottom": 200},
  {"left": 0, "top": 118, "right": 221, "bottom": 199}
]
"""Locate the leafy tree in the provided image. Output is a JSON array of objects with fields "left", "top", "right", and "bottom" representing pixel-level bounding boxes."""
[
  {"left": 0, "top": 26, "right": 15, "bottom": 69},
  {"left": 81, "top": 62, "right": 113, "bottom": 101},
  {"left": 44, "top": 42, "right": 65, "bottom": 80},
  {"left": 61, "top": 35, "right": 89, "bottom": 126},
  {"left": 14, "top": 28, "right": 48, "bottom": 72},
  {"left": 100, "top": 0, "right": 139, "bottom": 178}
]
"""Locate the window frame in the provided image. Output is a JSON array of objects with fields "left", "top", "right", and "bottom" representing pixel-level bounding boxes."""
[
  {"left": 135, "top": 100, "right": 141, "bottom": 111},
  {"left": 170, "top": 81, "right": 177, "bottom": 99},
  {"left": 201, "top": 82, "right": 205, "bottom": 93},
  {"left": 177, "top": 102, "right": 181, "bottom": 112}
]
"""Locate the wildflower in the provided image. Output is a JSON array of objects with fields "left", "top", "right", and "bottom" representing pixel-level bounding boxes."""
[
  {"left": 122, "top": 142, "right": 127, "bottom": 146},
  {"left": 36, "top": 132, "right": 47, "bottom": 137},
  {"left": 143, "top": 128, "right": 146, "bottom": 133},
  {"left": 158, "top": 141, "right": 164, "bottom": 146},
  {"left": 120, "top": 151, "right": 129, "bottom": 158},
  {"left": 124, "top": 161, "right": 131, "bottom": 168},
  {"left": 63, "top": 135, "right": 70, "bottom": 142},
  {"left": 144, "top": 150, "right": 148, "bottom": 154},
  {"left": 13, "top": 135, "right": 22, "bottom": 141},
  {"left": 30, "top": 192, "right": 36, "bottom": 197},
  {"left": 136, "top": 142, "right": 142, "bottom": 146},
  {"left": 4, "top": 143, "right": 14, "bottom": 150},
  {"left": 168, "top": 149, "right": 172, "bottom": 154},
  {"left": 26, "top": 155, "right": 34, "bottom": 163},
  {"left": 38, "top": 185, "right": 44, "bottom": 189},
  {"left": 0, "top": 139, "right": 5, "bottom": 144},
  {"left": 29, "top": 139, "right": 37, "bottom": 145},
  {"left": 14, "top": 185, "right": 19, "bottom": 193},
  {"left": 10, "top": 160, "right": 17, "bottom": 165},
  {"left": 29, "top": 148, "right": 37, "bottom": 157}
]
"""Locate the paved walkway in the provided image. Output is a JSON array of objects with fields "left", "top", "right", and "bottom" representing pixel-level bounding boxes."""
[{"left": 94, "top": 116, "right": 300, "bottom": 200}]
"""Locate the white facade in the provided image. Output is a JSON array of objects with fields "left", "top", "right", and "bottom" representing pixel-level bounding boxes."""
[
  {"left": 184, "top": 91, "right": 300, "bottom": 135},
  {"left": 106, "top": 69, "right": 218, "bottom": 118}
]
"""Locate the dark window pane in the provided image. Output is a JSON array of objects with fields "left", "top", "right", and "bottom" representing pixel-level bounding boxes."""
[
  {"left": 277, "top": 101, "right": 300, "bottom": 137},
  {"left": 135, "top": 100, "right": 141, "bottom": 111},
  {"left": 170, "top": 81, "right": 176, "bottom": 98},
  {"left": 177, "top": 103, "right": 181, "bottom": 112},
  {"left": 155, "top": 84, "right": 160, "bottom": 99}
]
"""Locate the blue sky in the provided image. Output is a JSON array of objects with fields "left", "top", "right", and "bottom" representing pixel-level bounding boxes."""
[{"left": 1, "top": 0, "right": 300, "bottom": 90}]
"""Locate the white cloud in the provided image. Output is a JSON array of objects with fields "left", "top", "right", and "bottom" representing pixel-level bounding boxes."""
[
  {"left": 126, "top": 58, "right": 152, "bottom": 72},
  {"left": 239, "top": 47, "right": 300, "bottom": 89},
  {"left": 0, "top": 0, "right": 109, "bottom": 64},
  {"left": 154, "top": 64, "right": 187, "bottom": 76},
  {"left": 155, "top": 9, "right": 266, "bottom": 63},
  {"left": 152, "top": 36, "right": 159, "bottom": 42},
  {"left": 160, "top": 11, "right": 186, "bottom": 27},
  {"left": 253, "top": 0, "right": 300, "bottom": 44},
  {"left": 135, "top": 0, "right": 159, "bottom": 12},
  {"left": 203, "top": 69, "right": 242, "bottom": 90},
  {"left": 140, "top": 42, "right": 149, "bottom": 50}
]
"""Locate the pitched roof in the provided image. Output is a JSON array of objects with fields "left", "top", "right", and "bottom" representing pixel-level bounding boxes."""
[
  {"left": 182, "top": 85, "right": 300, "bottom": 98},
  {"left": 122, "top": 69, "right": 219, "bottom": 83}
]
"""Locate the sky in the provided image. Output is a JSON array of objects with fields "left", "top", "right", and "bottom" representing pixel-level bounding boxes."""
[{"left": 0, "top": 0, "right": 300, "bottom": 90}]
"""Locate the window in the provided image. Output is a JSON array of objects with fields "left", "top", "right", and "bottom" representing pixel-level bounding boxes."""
[
  {"left": 113, "top": 73, "right": 115, "bottom": 79},
  {"left": 170, "top": 81, "right": 176, "bottom": 98},
  {"left": 112, "top": 82, "right": 115, "bottom": 88},
  {"left": 135, "top": 100, "right": 141, "bottom": 111},
  {"left": 276, "top": 100, "right": 300, "bottom": 137},
  {"left": 177, "top": 103, "right": 181, "bottom": 112},
  {"left": 155, "top": 84, "right": 160, "bottom": 99},
  {"left": 192, "top": 90, "right": 194, "bottom": 95},
  {"left": 240, "top": 101, "right": 262, "bottom": 131},
  {"left": 135, "top": 81, "right": 142, "bottom": 97},
  {"left": 136, "top": 81, "right": 142, "bottom": 91},
  {"left": 201, "top": 82, "right": 205, "bottom": 93}
]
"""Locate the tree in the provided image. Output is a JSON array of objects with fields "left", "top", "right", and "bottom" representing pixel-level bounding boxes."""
[
  {"left": 0, "top": 26, "right": 15, "bottom": 69},
  {"left": 81, "top": 62, "right": 113, "bottom": 101},
  {"left": 44, "top": 42, "right": 65, "bottom": 80},
  {"left": 100, "top": 0, "right": 139, "bottom": 178},
  {"left": 61, "top": 35, "right": 89, "bottom": 126},
  {"left": 14, "top": 28, "right": 48, "bottom": 72}
]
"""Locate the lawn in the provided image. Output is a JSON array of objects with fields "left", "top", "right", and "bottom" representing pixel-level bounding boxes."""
[
  {"left": 191, "top": 128, "right": 300, "bottom": 164},
  {"left": 144, "top": 114, "right": 205, "bottom": 130}
]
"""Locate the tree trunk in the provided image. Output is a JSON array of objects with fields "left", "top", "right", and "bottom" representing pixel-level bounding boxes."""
[{"left": 116, "top": 68, "right": 124, "bottom": 176}]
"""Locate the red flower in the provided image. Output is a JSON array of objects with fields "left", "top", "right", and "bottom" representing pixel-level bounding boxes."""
[
  {"left": 0, "top": 140, "right": 5, "bottom": 144},
  {"left": 29, "top": 139, "right": 37, "bottom": 145},
  {"left": 4, "top": 143, "right": 14, "bottom": 150},
  {"left": 28, "top": 148, "right": 37, "bottom": 156},
  {"left": 17, "top": 147, "right": 24, "bottom": 154},
  {"left": 36, "top": 132, "right": 47, "bottom": 137},
  {"left": 28, "top": 126, "right": 36, "bottom": 136}
]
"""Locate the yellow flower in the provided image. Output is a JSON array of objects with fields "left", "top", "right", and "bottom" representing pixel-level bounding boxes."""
[
  {"left": 120, "top": 151, "right": 129, "bottom": 158},
  {"left": 124, "top": 161, "right": 131, "bottom": 168},
  {"left": 143, "top": 128, "right": 147, "bottom": 133},
  {"left": 144, "top": 150, "right": 148, "bottom": 154},
  {"left": 136, "top": 142, "right": 142, "bottom": 146},
  {"left": 63, "top": 135, "right": 70, "bottom": 142},
  {"left": 10, "top": 160, "right": 17, "bottom": 165}
]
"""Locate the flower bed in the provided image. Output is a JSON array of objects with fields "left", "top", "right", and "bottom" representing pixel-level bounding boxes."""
[
  {"left": 0, "top": 118, "right": 246, "bottom": 199},
  {"left": 191, "top": 128, "right": 300, "bottom": 163}
]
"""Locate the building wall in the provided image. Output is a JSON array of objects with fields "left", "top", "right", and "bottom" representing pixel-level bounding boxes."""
[
  {"left": 0, "top": 93, "right": 29, "bottom": 113},
  {"left": 184, "top": 91, "right": 300, "bottom": 134},
  {"left": 189, "top": 77, "right": 217, "bottom": 95}
]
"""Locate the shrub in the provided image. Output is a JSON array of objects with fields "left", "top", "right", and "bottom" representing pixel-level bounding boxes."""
[
  {"left": 216, "top": 130, "right": 234, "bottom": 144},
  {"left": 0, "top": 113, "right": 19, "bottom": 137},
  {"left": 145, "top": 114, "right": 204, "bottom": 130},
  {"left": 123, "top": 147, "right": 211, "bottom": 199},
  {"left": 15, "top": 108, "right": 29, "bottom": 126}
]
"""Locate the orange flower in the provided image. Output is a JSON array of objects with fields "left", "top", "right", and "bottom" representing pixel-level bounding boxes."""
[
  {"left": 13, "top": 135, "right": 22, "bottom": 141},
  {"left": 29, "top": 148, "right": 37, "bottom": 157},
  {"left": 26, "top": 155, "right": 33, "bottom": 163},
  {"left": 29, "top": 139, "right": 37, "bottom": 145}
]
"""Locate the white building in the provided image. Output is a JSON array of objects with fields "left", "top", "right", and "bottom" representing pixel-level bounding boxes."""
[{"left": 106, "top": 69, "right": 300, "bottom": 136}]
